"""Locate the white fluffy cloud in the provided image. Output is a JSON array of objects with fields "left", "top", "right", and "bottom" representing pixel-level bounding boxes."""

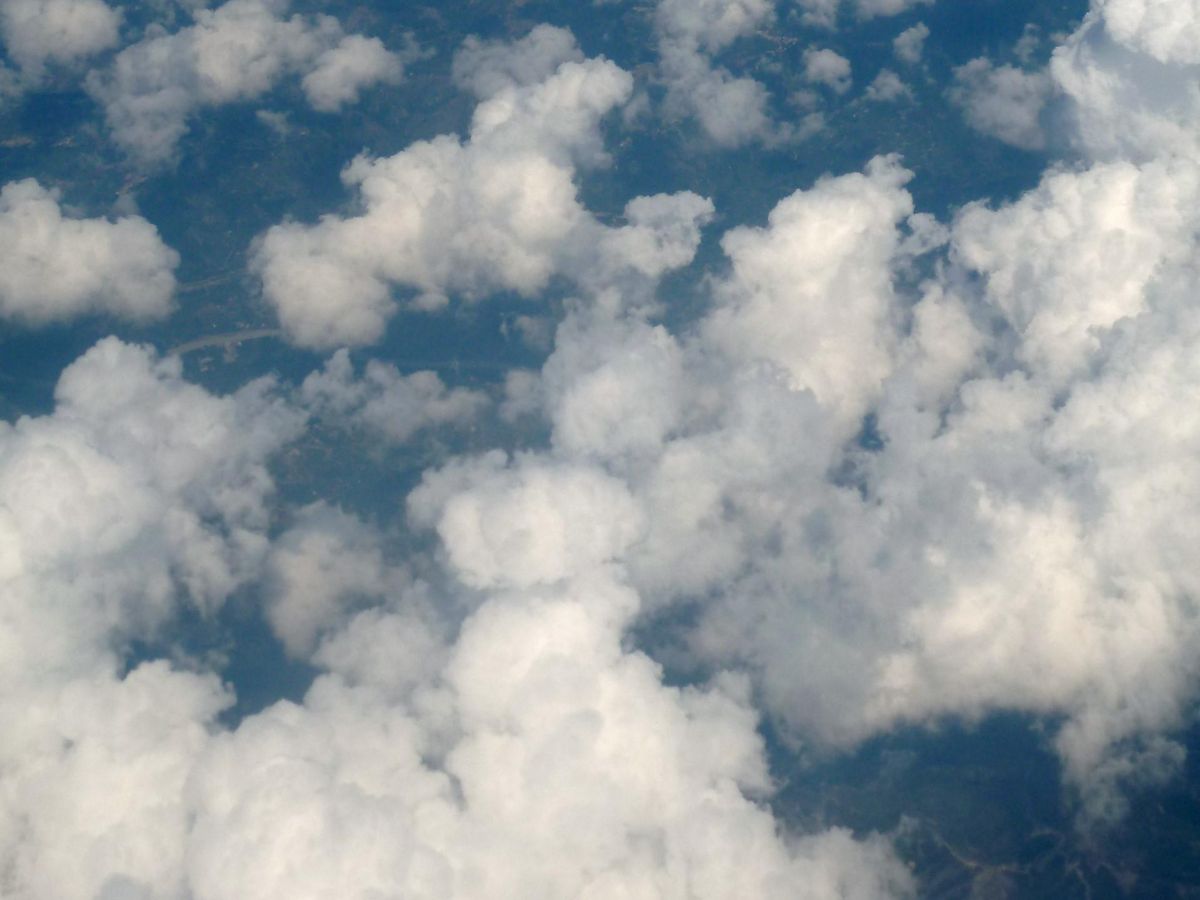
[
  {"left": 703, "top": 155, "right": 921, "bottom": 435},
  {"left": 804, "top": 48, "right": 853, "bottom": 93},
  {"left": 0, "top": 0, "right": 120, "bottom": 84},
  {"left": 953, "top": 159, "right": 1200, "bottom": 383},
  {"left": 0, "top": 338, "right": 303, "bottom": 899},
  {"left": 0, "top": 336, "right": 915, "bottom": 898},
  {"left": 452, "top": 22, "right": 582, "bottom": 98},
  {"left": 185, "top": 581, "right": 914, "bottom": 899},
  {"left": 263, "top": 502, "right": 407, "bottom": 657},
  {"left": 18, "top": 0, "right": 1200, "bottom": 893},
  {"left": 86, "top": 0, "right": 408, "bottom": 163},
  {"left": 0, "top": 179, "right": 179, "bottom": 324},
  {"left": 300, "top": 33, "right": 406, "bottom": 112},
  {"left": 1051, "top": 8, "right": 1200, "bottom": 161},
  {"left": 654, "top": 0, "right": 784, "bottom": 146},
  {"left": 471, "top": 0, "right": 1200, "bottom": 821},
  {"left": 892, "top": 22, "right": 929, "bottom": 63},
  {"left": 1099, "top": 0, "right": 1200, "bottom": 62},
  {"left": 254, "top": 28, "right": 713, "bottom": 347},
  {"left": 301, "top": 349, "right": 489, "bottom": 444},
  {"left": 409, "top": 454, "right": 646, "bottom": 591},
  {"left": 668, "top": 135, "right": 1200, "bottom": 818},
  {"left": 949, "top": 58, "right": 1053, "bottom": 150},
  {"left": 865, "top": 68, "right": 910, "bottom": 101}
]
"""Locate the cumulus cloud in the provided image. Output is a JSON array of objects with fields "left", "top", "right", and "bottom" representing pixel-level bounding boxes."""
[
  {"left": 660, "top": 134, "right": 1200, "bottom": 818},
  {"left": 1051, "top": 7, "right": 1200, "bottom": 161},
  {"left": 865, "top": 68, "right": 910, "bottom": 101},
  {"left": 0, "top": 179, "right": 179, "bottom": 324},
  {"left": 300, "top": 34, "right": 406, "bottom": 112},
  {"left": 0, "top": 0, "right": 120, "bottom": 85},
  {"left": 18, "top": 0, "right": 1200, "bottom": 893},
  {"left": 452, "top": 22, "right": 582, "bottom": 98},
  {"left": 254, "top": 28, "right": 713, "bottom": 347},
  {"left": 0, "top": 338, "right": 303, "bottom": 899},
  {"left": 409, "top": 455, "right": 647, "bottom": 591},
  {"left": 853, "top": 0, "right": 934, "bottom": 20},
  {"left": 804, "top": 48, "right": 853, "bottom": 93},
  {"left": 953, "top": 159, "right": 1200, "bottom": 382},
  {"left": 653, "top": 0, "right": 784, "bottom": 146},
  {"left": 195, "top": 439, "right": 915, "bottom": 896},
  {"left": 185, "top": 579, "right": 914, "bottom": 899},
  {"left": 1100, "top": 0, "right": 1200, "bottom": 62},
  {"left": 85, "top": 0, "right": 408, "bottom": 163},
  {"left": 949, "top": 57, "right": 1053, "bottom": 150},
  {"left": 892, "top": 22, "right": 929, "bottom": 64},
  {"left": 703, "top": 155, "right": 921, "bottom": 434},
  {"left": 263, "top": 502, "right": 408, "bottom": 657},
  {"left": 301, "top": 349, "right": 489, "bottom": 444}
]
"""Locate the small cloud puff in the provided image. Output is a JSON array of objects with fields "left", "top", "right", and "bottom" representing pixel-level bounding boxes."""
[
  {"left": 804, "top": 47, "right": 853, "bottom": 93},
  {"left": 301, "top": 349, "right": 489, "bottom": 444},
  {"left": 949, "top": 58, "right": 1053, "bottom": 150},
  {"left": 0, "top": 179, "right": 179, "bottom": 324},
  {"left": 865, "top": 68, "right": 911, "bottom": 101},
  {"left": 301, "top": 34, "right": 407, "bottom": 112},
  {"left": 893, "top": 22, "right": 929, "bottom": 64}
]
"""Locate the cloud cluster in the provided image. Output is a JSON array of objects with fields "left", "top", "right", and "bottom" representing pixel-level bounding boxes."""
[
  {"left": 0, "top": 179, "right": 179, "bottom": 324},
  {"left": 0, "top": 337, "right": 915, "bottom": 898},
  {"left": 803, "top": 48, "right": 853, "bottom": 94},
  {"left": 1099, "top": 0, "right": 1200, "bottom": 62},
  {"left": 186, "top": 576, "right": 913, "bottom": 899},
  {"left": 3, "top": 19, "right": 933, "bottom": 892},
  {"left": 85, "top": 0, "right": 407, "bottom": 163},
  {"left": 254, "top": 27, "right": 713, "bottom": 347},
  {"left": 453, "top": 0, "right": 1200, "bottom": 828},
  {"left": 490, "top": 143, "right": 1200, "bottom": 826},
  {"left": 948, "top": 0, "right": 1200, "bottom": 161},
  {"left": 15, "top": 1, "right": 1200, "bottom": 896},
  {"left": 703, "top": 155, "right": 925, "bottom": 434}
]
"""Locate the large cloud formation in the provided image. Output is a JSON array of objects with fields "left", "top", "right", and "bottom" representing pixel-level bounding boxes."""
[
  {"left": 256, "top": 0, "right": 1200, "bottom": 839},
  {"left": 14, "top": 0, "right": 1200, "bottom": 896},
  {"left": 463, "top": 0, "right": 1200, "bottom": 828},
  {"left": 0, "top": 339, "right": 303, "bottom": 899},
  {"left": 0, "top": 338, "right": 914, "bottom": 897}
]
